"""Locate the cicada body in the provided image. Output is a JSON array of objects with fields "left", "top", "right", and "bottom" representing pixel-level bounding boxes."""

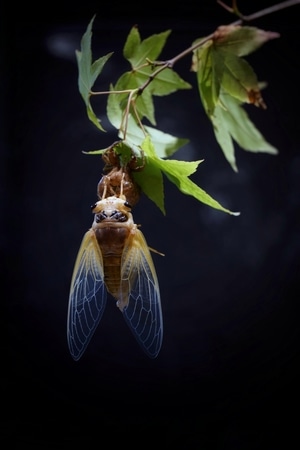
[{"left": 67, "top": 195, "right": 163, "bottom": 360}]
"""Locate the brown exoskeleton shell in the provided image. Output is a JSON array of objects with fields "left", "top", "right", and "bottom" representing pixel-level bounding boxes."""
[
  {"left": 97, "top": 147, "right": 144, "bottom": 206},
  {"left": 97, "top": 167, "right": 141, "bottom": 206}
]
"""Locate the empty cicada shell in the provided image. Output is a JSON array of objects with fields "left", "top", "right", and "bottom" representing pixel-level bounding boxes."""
[
  {"left": 97, "top": 147, "right": 144, "bottom": 206},
  {"left": 97, "top": 167, "right": 141, "bottom": 206}
]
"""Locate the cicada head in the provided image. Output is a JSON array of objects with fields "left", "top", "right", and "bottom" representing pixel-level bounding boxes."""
[{"left": 91, "top": 196, "right": 134, "bottom": 225}]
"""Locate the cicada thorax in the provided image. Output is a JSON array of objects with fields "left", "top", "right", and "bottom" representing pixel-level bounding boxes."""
[
  {"left": 91, "top": 196, "right": 136, "bottom": 311},
  {"left": 97, "top": 147, "right": 144, "bottom": 207}
]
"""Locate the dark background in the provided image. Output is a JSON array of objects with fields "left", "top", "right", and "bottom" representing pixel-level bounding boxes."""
[{"left": 2, "top": 0, "right": 300, "bottom": 447}]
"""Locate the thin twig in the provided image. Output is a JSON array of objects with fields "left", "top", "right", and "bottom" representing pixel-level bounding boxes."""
[
  {"left": 131, "top": 100, "right": 147, "bottom": 135},
  {"left": 217, "top": 0, "right": 300, "bottom": 22},
  {"left": 90, "top": 89, "right": 133, "bottom": 96},
  {"left": 122, "top": 89, "right": 137, "bottom": 140}
]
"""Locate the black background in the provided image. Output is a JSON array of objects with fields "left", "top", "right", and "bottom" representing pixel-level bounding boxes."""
[{"left": 2, "top": 0, "right": 300, "bottom": 447}]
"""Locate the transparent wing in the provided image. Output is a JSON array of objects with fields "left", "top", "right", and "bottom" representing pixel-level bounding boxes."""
[
  {"left": 121, "top": 229, "right": 163, "bottom": 358},
  {"left": 67, "top": 230, "right": 107, "bottom": 360}
]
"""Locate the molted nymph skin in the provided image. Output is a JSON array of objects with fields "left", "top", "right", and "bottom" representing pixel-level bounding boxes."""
[
  {"left": 97, "top": 167, "right": 141, "bottom": 207},
  {"left": 97, "top": 146, "right": 144, "bottom": 206}
]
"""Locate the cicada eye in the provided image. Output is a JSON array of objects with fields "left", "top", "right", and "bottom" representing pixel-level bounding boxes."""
[
  {"left": 91, "top": 203, "right": 97, "bottom": 211},
  {"left": 124, "top": 201, "right": 132, "bottom": 209}
]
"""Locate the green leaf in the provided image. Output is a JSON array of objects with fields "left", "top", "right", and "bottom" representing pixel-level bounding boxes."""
[
  {"left": 76, "top": 16, "right": 113, "bottom": 131},
  {"left": 133, "top": 160, "right": 165, "bottom": 214},
  {"left": 211, "top": 93, "right": 278, "bottom": 171},
  {"left": 143, "top": 126, "right": 189, "bottom": 158},
  {"left": 193, "top": 28, "right": 278, "bottom": 171},
  {"left": 112, "top": 67, "right": 191, "bottom": 126},
  {"left": 193, "top": 26, "right": 278, "bottom": 114},
  {"left": 106, "top": 83, "right": 124, "bottom": 129},
  {"left": 123, "top": 25, "right": 141, "bottom": 61},
  {"left": 139, "top": 136, "right": 239, "bottom": 215},
  {"left": 194, "top": 42, "right": 262, "bottom": 109},
  {"left": 211, "top": 104, "right": 238, "bottom": 172},
  {"left": 214, "top": 25, "right": 280, "bottom": 57},
  {"left": 118, "top": 26, "right": 191, "bottom": 125},
  {"left": 164, "top": 171, "right": 239, "bottom": 215},
  {"left": 123, "top": 27, "right": 172, "bottom": 66},
  {"left": 212, "top": 48, "right": 259, "bottom": 104},
  {"left": 126, "top": 120, "right": 189, "bottom": 159},
  {"left": 124, "top": 117, "right": 189, "bottom": 158},
  {"left": 192, "top": 40, "right": 218, "bottom": 116},
  {"left": 107, "top": 87, "right": 189, "bottom": 158},
  {"left": 113, "top": 71, "right": 156, "bottom": 125},
  {"left": 136, "top": 66, "right": 192, "bottom": 96}
]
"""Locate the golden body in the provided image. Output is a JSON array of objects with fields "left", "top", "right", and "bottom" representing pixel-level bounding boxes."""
[
  {"left": 67, "top": 195, "right": 163, "bottom": 360},
  {"left": 92, "top": 196, "right": 137, "bottom": 310}
]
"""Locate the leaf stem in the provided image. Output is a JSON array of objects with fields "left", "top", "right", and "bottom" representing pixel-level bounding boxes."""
[
  {"left": 137, "top": 63, "right": 170, "bottom": 93},
  {"left": 131, "top": 99, "right": 147, "bottom": 135},
  {"left": 217, "top": 0, "right": 300, "bottom": 22},
  {"left": 90, "top": 89, "right": 133, "bottom": 95},
  {"left": 122, "top": 89, "right": 137, "bottom": 140},
  {"left": 167, "top": 35, "right": 214, "bottom": 68}
]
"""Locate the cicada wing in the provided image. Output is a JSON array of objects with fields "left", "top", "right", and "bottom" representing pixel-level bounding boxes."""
[
  {"left": 121, "top": 229, "right": 163, "bottom": 358},
  {"left": 67, "top": 229, "right": 107, "bottom": 360}
]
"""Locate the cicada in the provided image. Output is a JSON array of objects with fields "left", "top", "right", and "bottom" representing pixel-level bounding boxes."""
[{"left": 67, "top": 192, "right": 163, "bottom": 360}]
